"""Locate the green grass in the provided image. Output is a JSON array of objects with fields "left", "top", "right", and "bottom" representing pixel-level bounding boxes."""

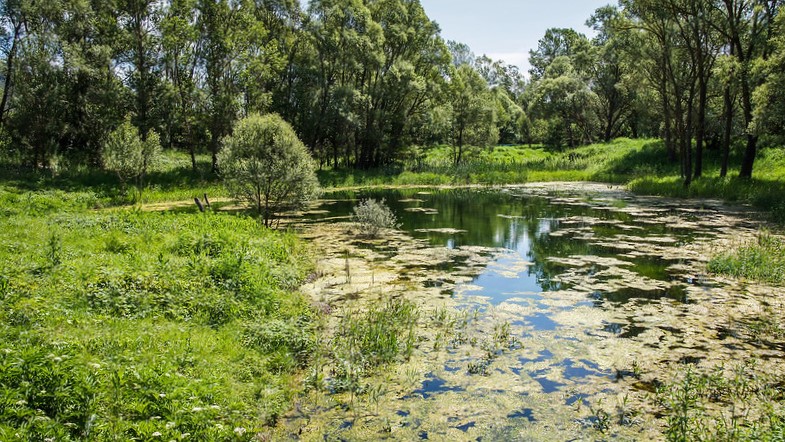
[
  {"left": 0, "top": 186, "right": 317, "bottom": 440},
  {"left": 318, "top": 139, "right": 785, "bottom": 224},
  {"left": 0, "top": 150, "right": 226, "bottom": 207},
  {"left": 708, "top": 231, "right": 785, "bottom": 284}
]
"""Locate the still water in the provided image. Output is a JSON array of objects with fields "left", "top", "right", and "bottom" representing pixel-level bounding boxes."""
[{"left": 289, "top": 183, "right": 777, "bottom": 440}]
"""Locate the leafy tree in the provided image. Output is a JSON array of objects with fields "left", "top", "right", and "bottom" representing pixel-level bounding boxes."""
[
  {"left": 218, "top": 113, "right": 319, "bottom": 227},
  {"left": 102, "top": 116, "right": 161, "bottom": 194},
  {"left": 587, "top": 5, "right": 640, "bottom": 142},
  {"left": 197, "top": 0, "right": 246, "bottom": 173},
  {"left": 529, "top": 28, "right": 593, "bottom": 80},
  {"left": 0, "top": 0, "right": 24, "bottom": 127},
  {"left": 449, "top": 64, "right": 498, "bottom": 164},
  {"left": 160, "top": 0, "right": 203, "bottom": 170},
  {"left": 528, "top": 56, "right": 599, "bottom": 148},
  {"left": 753, "top": 11, "right": 785, "bottom": 140}
]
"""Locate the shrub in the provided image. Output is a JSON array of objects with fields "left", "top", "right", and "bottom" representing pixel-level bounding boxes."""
[
  {"left": 218, "top": 113, "right": 320, "bottom": 227},
  {"left": 102, "top": 116, "right": 161, "bottom": 195},
  {"left": 352, "top": 199, "right": 399, "bottom": 238}
]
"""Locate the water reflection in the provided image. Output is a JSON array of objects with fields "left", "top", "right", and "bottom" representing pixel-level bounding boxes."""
[{"left": 308, "top": 188, "right": 697, "bottom": 306}]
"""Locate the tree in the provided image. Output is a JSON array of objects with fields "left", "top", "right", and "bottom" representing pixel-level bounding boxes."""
[
  {"left": 102, "top": 116, "right": 161, "bottom": 194},
  {"left": 588, "top": 5, "right": 639, "bottom": 142},
  {"left": 528, "top": 56, "right": 599, "bottom": 148},
  {"left": 529, "top": 28, "right": 593, "bottom": 80},
  {"left": 218, "top": 113, "right": 320, "bottom": 227},
  {"left": 449, "top": 64, "right": 498, "bottom": 164},
  {"left": 753, "top": 11, "right": 785, "bottom": 140}
]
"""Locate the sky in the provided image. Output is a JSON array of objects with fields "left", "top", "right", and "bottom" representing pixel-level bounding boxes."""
[
  {"left": 297, "top": 0, "right": 613, "bottom": 76},
  {"left": 419, "top": 0, "right": 612, "bottom": 75}
]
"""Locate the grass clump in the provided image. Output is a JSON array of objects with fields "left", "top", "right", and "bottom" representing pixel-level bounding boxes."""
[
  {"left": 708, "top": 231, "right": 785, "bottom": 284},
  {"left": 328, "top": 298, "right": 419, "bottom": 394},
  {"left": 352, "top": 199, "right": 400, "bottom": 238}
]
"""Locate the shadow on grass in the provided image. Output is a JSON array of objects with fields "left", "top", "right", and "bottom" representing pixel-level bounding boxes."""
[{"left": 0, "top": 157, "right": 220, "bottom": 205}]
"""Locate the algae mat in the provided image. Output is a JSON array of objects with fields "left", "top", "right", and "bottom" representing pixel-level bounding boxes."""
[{"left": 279, "top": 183, "right": 784, "bottom": 441}]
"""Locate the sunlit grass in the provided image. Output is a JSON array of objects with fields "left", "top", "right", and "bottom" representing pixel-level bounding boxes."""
[
  {"left": 708, "top": 231, "right": 785, "bottom": 284},
  {"left": 0, "top": 188, "right": 316, "bottom": 440}
]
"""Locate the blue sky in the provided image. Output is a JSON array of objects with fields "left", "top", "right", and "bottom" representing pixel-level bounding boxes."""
[
  {"left": 419, "top": 0, "right": 612, "bottom": 74},
  {"left": 298, "top": 0, "right": 613, "bottom": 75}
]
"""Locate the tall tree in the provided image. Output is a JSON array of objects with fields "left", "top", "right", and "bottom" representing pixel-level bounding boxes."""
[
  {"left": 197, "top": 0, "right": 244, "bottom": 172},
  {"left": 449, "top": 64, "right": 497, "bottom": 164}
]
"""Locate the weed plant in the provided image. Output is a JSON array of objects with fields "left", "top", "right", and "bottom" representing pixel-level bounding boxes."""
[
  {"left": 708, "top": 231, "right": 785, "bottom": 285},
  {"left": 656, "top": 362, "right": 785, "bottom": 441},
  {"left": 329, "top": 298, "right": 419, "bottom": 395},
  {"left": 0, "top": 186, "right": 316, "bottom": 440},
  {"left": 352, "top": 199, "right": 400, "bottom": 238}
]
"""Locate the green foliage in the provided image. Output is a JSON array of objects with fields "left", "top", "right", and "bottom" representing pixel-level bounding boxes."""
[
  {"left": 352, "top": 199, "right": 399, "bottom": 238},
  {"left": 102, "top": 117, "right": 161, "bottom": 192},
  {"left": 449, "top": 64, "right": 499, "bottom": 164},
  {"left": 657, "top": 362, "right": 785, "bottom": 441},
  {"left": 218, "top": 113, "right": 320, "bottom": 227},
  {"left": 0, "top": 187, "right": 316, "bottom": 439},
  {"left": 329, "top": 298, "right": 419, "bottom": 394},
  {"left": 708, "top": 231, "right": 785, "bottom": 284}
]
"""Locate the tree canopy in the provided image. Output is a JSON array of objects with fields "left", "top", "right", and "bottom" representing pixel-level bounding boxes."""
[{"left": 0, "top": 0, "right": 783, "bottom": 181}]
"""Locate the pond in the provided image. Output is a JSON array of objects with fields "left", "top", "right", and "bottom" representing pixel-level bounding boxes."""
[{"left": 283, "top": 183, "right": 783, "bottom": 440}]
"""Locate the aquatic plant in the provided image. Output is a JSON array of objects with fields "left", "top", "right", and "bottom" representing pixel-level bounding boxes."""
[
  {"left": 656, "top": 361, "right": 785, "bottom": 441},
  {"left": 329, "top": 298, "right": 419, "bottom": 395},
  {"left": 709, "top": 230, "right": 785, "bottom": 285},
  {"left": 352, "top": 198, "right": 400, "bottom": 238}
]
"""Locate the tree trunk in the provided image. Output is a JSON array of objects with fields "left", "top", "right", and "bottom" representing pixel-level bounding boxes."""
[
  {"left": 738, "top": 71, "right": 757, "bottom": 179},
  {"left": 693, "top": 76, "right": 708, "bottom": 179},
  {"left": 720, "top": 84, "right": 733, "bottom": 178},
  {"left": 0, "top": 22, "right": 21, "bottom": 127}
]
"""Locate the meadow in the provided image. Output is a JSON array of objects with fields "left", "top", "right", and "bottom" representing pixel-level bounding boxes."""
[
  {"left": 0, "top": 166, "right": 317, "bottom": 439},
  {"left": 2, "top": 138, "right": 785, "bottom": 439}
]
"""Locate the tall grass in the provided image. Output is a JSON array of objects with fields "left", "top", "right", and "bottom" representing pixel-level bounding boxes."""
[
  {"left": 708, "top": 231, "right": 785, "bottom": 284},
  {"left": 329, "top": 298, "right": 419, "bottom": 394}
]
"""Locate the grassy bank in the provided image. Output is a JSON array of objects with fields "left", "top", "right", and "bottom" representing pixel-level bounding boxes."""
[
  {"left": 318, "top": 138, "right": 785, "bottom": 222},
  {"left": 0, "top": 184, "right": 317, "bottom": 440}
]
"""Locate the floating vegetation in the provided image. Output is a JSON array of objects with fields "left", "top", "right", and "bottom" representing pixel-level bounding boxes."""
[{"left": 282, "top": 183, "right": 784, "bottom": 441}]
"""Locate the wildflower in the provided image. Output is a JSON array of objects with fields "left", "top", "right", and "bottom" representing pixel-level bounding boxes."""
[
  {"left": 165, "top": 421, "right": 175, "bottom": 429},
  {"left": 151, "top": 432, "right": 162, "bottom": 437},
  {"left": 234, "top": 427, "right": 246, "bottom": 436},
  {"left": 191, "top": 406, "right": 203, "bottom": 412},
  {"left": 158, "top": 393, "right": 166, "bottom": 398}
]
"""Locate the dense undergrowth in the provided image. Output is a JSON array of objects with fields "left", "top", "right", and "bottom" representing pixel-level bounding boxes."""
[{"left": 0, "top": 185, "right": 317, "bottom": 440}]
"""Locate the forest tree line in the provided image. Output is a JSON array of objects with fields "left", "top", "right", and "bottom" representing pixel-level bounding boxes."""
[{"left": 0, "top": 0, "right": 783, "bottom": 182}]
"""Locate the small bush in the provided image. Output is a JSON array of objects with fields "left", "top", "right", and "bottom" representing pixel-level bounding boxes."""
[{"left": 352, "top": 199, "right": 399, "bottom": 238}]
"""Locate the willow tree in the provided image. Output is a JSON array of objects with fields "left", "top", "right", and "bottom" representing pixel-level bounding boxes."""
[
  {"left": 449, "top": 64, "right": 498, "bottom": 164},
  {"left": 218, "top": 113, "right": 319, "bottom": 227}
]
